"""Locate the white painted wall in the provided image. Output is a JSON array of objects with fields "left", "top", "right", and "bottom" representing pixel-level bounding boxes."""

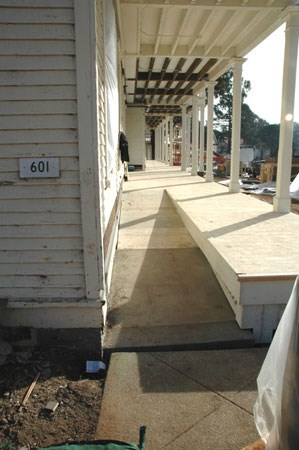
[
  {"left": 0, "top": 0, "right": 85, "bottom": 302},
  {"left": 126, "top": 108, "right": 146, "bottom": 168},
  {"left": 0, "top": 0, "right": 125, "bottom": 330}
]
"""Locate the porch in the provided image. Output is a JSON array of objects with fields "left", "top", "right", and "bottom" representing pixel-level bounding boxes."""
[{"left": 105, "top": 161, "right": 298, "bottom": 347}]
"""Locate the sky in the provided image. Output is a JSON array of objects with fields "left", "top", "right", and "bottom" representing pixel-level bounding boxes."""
[{"left": 242, "top": 24, "right": 299, "bottom": 124}]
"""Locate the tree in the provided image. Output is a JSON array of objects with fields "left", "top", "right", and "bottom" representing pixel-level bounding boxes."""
[
  {"left": 214, "top": 68, "right": 251, "bottom": 151},
  {"left": 241, "top": 103, "right": 268, "bottom": 147},
  {"left": 257, "top": 124, "right": 280, "bottom": 157}
]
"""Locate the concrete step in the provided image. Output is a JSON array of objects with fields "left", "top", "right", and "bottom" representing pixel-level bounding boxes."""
[{"left": 104, "top": 321, "right": 254, "bottom": 356}]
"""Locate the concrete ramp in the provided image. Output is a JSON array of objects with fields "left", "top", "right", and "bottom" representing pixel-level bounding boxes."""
[{"left": 104, "top": 164, "right": 253, "bottom": 353}]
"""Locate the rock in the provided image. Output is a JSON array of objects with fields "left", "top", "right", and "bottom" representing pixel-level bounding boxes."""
[{"left": 0, "top": 338, "right": 12, "bottom": 356}]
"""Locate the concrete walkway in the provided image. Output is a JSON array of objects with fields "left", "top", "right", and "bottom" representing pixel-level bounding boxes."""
[{"left": 98, "top": 162, "right": 267, "bottom": 450}]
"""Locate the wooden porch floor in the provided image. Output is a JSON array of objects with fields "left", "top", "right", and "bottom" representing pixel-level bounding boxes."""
[{"left": 131, "top": 161, "right": 298, "bottom": 342}]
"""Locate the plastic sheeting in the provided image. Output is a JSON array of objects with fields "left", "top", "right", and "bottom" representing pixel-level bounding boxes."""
[
  {"left": 105, "top": 0, "right": 119, "bottom": 174},
  {"left": 254, "top": 276, "right": 299, "bottom": 450}
]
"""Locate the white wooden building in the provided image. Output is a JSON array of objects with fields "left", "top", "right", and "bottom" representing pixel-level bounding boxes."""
[
  {"left": 0, "top": 0, "right": 129, "bottom": 348},
  {"left": 0, "top": 0, "right": 298, "bottom": 348}
]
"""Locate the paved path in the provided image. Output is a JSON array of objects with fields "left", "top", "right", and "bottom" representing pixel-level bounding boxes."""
[
  {"left": 98, "top": 162, "right": 266, "bottom": 450},
  {"left": 104, "top": 162, "right": 253, "bottom": 352}
]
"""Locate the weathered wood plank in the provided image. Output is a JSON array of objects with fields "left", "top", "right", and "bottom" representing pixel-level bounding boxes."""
[
  {"left": 0, "top": 274, "right": 84, "bottom": 288},
  {"left": 0, "top": 263, "right": 84, "bottom": 276},
  {"left": 0, "top": 198, "right": 80, "bottom": 213},
  {"left": 0, "top": 237, "right": 82, "bottom": 250},
  {"left": 0, "top": 172, "right": 80, "bottom": 185},
  {"left": 0, "top": 56, "right": 75, "bottom": 71},
  {"left": 0, "top": 143, "right": 78, "bottom": 158},
  {"left": 0, "top": 115, "right": 77, "bottom": 130},
  {"left": 0, "top": 71, "right": 76, "bottom": 85},
  {"left": 0, "top": 40, "right": 75, "bottom": 56},
  {"left": 0, "top": 157, "right": 79, "bottom": 172},
  {"left": 75, "top": 0, "right": 104, "bottom": 299},
  {"left": 0, "top": 224, "right": 81, "bottom": 237},
  {"left": 0, "top": 185, "right": 80, "bottom": 199},
  {"left": 0, "top": 8, "right": 74, "bottom": 24},
  {"left": 0, "top": 287, "right": 85, "bottom": 298},
  {"left": 0, "top": 212, "right": 81, "bottom": 225},
  {"left": 0, "top": 24, "right": 75, "bottom": 39},
  {"left": 0, "top": 0, "right": 73, "bottom": 7},
  {"left": 0, "top": 100, "right": 77, "bottom": 115},
  {"left": 0, "top": 129, "right": 77, "bottom": 144},
  {"left": 0, "top": 250, "right": 83, "bottom": 264}
]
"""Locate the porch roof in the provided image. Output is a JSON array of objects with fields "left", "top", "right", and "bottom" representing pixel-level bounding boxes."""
[{"left": 115, "top": 0, "right": 298, "bottom": 127}]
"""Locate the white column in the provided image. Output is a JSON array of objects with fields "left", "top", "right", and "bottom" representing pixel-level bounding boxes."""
[
  {"left": 161, "top": 123, "right": 164, "bottom": 161},
  {"left": 191, "top": 95, "right": 199, "bottom": 176},
  {"left": 206, "top": 82, "right": 216, "bottom": 182},
  {"left": 187, "top": 113, "right": 191, "bottom": 167},
  {"left": 274, "top": 12, "right": 299, "bottom": 213},
  {"left": 155, "top": 127, "right": 160, "bottom": 161},
  {"left": 198, "top": 91, "right": 206, "bottom": 174},
  {"left": 181, "top": 105, "right": 187, "bottom": 171},
  {"left": 169, "top": 117, "right": 174, "bottom": 166},
  {"left": 229, "top": 58, "right": 246, "bottom": 193},
  {"left": 163, "top": 120, "right": 167, "bottom": 163},
  {"left": 157, "top": 125, "right": 161, "bottom": 161}
]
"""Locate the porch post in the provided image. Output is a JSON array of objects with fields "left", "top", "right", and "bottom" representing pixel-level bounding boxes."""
[
  {"left": 273, "top": 12, "right": 299, "bottom": 213},
  {"left": 187, "top": 113, "right": 191, "bottom": 168},
  {"left": 206, "top": 82, "right": 216, "bottom": 182},
  {"left": 229, "top": 58, "right": 246, "bottom": 193},
  {"left": 191, "top": 95, "right": 199, "bottom": 176},
  {"left": 155, "top": 127, "right": 160, "bottom": 161},
  {"left": 169, "top": 116, "right": 174, "bottom": 166},
  {"left": 163, "top": 120, "right": 167, "bottom": 163},
  {"left": 198, "top": 91, "right": 206, "bottom": 174},
  {"left": 181, "top": 105, "right": 187, "bottom": 171}
]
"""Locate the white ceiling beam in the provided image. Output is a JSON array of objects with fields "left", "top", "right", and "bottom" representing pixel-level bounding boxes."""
[
  {"left": 120, "top": 0, "right": 287, "bottom": 9},
  {"left": 188, "top": 9, "right": 213, "bottom": 55},
  {"left": 221, "top": 9, "right": 264, "bottom": 55},
  {"left": 204, "top": 10, "right": 238, "bottom": 54},
  {"left": 236, "top": 11, "right": 285, "bottom": 56},
  {"left": 170, "top": 8, "right": 192, "bottom": 55},
  {"left": 154, "top": 7, "right": 167, "bottom": 55},
  {"left": 133, "top": 43, "right": 231, "bottom": 57}
]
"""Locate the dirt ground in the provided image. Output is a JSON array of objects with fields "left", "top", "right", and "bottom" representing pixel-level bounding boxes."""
[
  {"left": 0, "top": 347, "right": 104, "bottom": 449},
  {"left": 248, "top": 193, "right": 299, "bottom": 214}
]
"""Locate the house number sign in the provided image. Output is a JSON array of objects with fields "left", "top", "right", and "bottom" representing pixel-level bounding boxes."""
[{"left": 19, "top": 158, "right": 60, "bottom": 178}]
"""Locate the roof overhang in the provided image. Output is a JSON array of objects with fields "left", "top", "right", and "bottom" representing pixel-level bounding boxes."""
[{"left": 114, "top": 0, "right": 299, "bottom": 128}]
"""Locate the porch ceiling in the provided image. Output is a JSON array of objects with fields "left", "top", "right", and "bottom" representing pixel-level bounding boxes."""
[{"left": 115, "top": 0, "right": 298, "bottom": 128}]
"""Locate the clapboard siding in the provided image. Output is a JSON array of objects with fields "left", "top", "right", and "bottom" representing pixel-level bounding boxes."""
[
  {"left": 0, "top": 0, "right": 73, "bottom": 7},
  {"left": 0, "top": 212, "right": 81, "bottom": 226},
  {"left": 0, "top": 101, "right": 77, "bottom": 115},
  {"left": 0, "top": 86, "right": 77, "bottom": 100},
  {"left": 0, "top": 288, "right": 85, "bottom": 299},
  {"left": 0, "top": 144, "right": 78, "bottom": 157},
  {"left": 0, "top": 115, "right": 77, "bottom": 129},
  {"left": 0, "top": 198, "right": 80, "bottom": 213},
  {"left": 0, "top": 41, "right": 75, "bottom": 56},
  {"left": 0, "top": 71, "right": 76, "bottom": 85},
  {"left": 0, "top": 250, "right": 83, "bottom": 264},
  {"left": 0, "top": 238, "right": 82, "bottom": 251},
  {"left": 0, "top": 263, "right": 83, "bottom": 276},
  {"left": 0, "top": 24, "right": 74, "bottom": 39},
  {"left": 0, "top": 0, "right": 85, "bottom": 301},
  {"left": 0, "top": 172, "right": 79, "bottom": 184},
  {"left": 0, "top": 8, "right": 74, "bottom": 23}
]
